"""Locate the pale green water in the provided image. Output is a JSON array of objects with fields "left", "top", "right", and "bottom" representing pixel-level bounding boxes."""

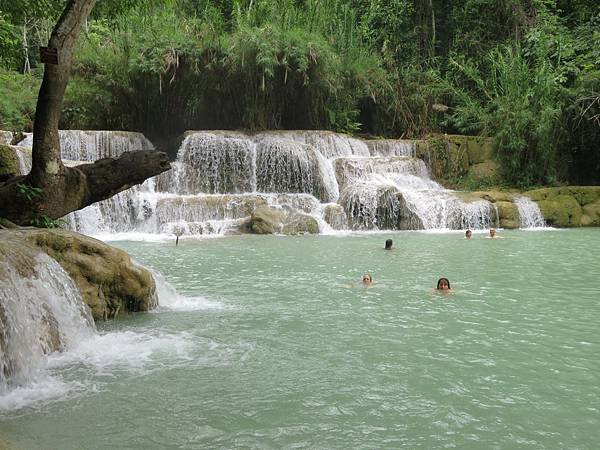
[{"left": 1, "top": 229, "right": 599, "bottom": 449}]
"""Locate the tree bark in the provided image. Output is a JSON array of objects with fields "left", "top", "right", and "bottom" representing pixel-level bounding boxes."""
[
  {"left": 0, "top": 0, "right": 171, "bottom": 226},
  {"left": 29, "top": 0, "right": 98, "bottom": 189}
]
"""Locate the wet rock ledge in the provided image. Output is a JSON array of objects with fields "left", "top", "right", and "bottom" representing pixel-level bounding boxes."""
[{"left": 0, "top": 228, "right": 156, "bottom": 320}]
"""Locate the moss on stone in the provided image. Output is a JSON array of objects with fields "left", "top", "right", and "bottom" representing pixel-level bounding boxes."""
[
  {"left": 526, "top": 187, "right": 600, "bottom": 206},
  {"left": 582, "top": 199, "right": 600, "bottom": 226},
  {"left": 468, "top": 190, "right": 516, "bottom": 203},
  {"left": 0, "top": 144, "right": 19, "bottom": 181},
  {"left": 494, "top": 201, "right": 519, "bottom": 229},
  {"left": 281, "top": 213, "right": 319, "bottom": 235},
  {"left": 249, "top": 206, "right": 284, "bottom": 234},
  {"left": 20, "top": 229, "right": 156, "bottom": 320},
  {"left": 416, "top": 135, "right": 470, "bottom": 180},
  {"left": 537, "top": 195, "right": 582, "bottom": 227},
  {"left": 467, "top": 160, "right": 500, "bottom": 185}
]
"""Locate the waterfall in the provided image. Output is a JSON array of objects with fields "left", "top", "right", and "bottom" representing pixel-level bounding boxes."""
[
  {"left": 0, "top": 247, "right": 96, "bottom": 391},
  {"left": 0, "top": 131, "right": 13, "bottom": 145},
  {"left": 366, "top": 140, "right": 415, "bottom": 157},
  {"left": 13, "top": 147, "right": 32, "bottom": 175},
  {"left": 514, "top": 196, "right": 546, "bottom": 228},
  {"left": 42, "top": 129, "right": 502, "bottom": 236},
  {"left": 165, "top": 133, "right": 256, "bottom": 194},
  {"left": 16, "top": 130, "right": 154, "bottom": 160},
  {"left": 337, "top": 161, "right": 496, "bottom": 230}
]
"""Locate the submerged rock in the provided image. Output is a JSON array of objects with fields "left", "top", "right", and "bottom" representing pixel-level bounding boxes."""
[
  {"left": 281, "top": 213, "right": 319, "bottom": 235},
  {"left": 246, "top": 205, "right": 319, "bottom": 235},
  {"left": 0, "top": 229, "right": 157, "bottom": 321},
  {"left": 248, "top": 206, "right": 285, "bottom": 234}
]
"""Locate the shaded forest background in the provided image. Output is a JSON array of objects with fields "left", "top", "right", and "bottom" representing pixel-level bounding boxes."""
[{"left": 0, "top": 0, "right": 598, "bottom": 186}]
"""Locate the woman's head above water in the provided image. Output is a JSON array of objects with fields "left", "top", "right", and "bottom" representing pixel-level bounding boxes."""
[
  {"left": 436, "top": 277, "right": 451, "bottom": 290},
  {"left": 362, "top": 273, "right": 373, "bottom": 285}
]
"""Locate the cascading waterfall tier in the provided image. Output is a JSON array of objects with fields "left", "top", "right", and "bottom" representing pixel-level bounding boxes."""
[
  {"left": 0, "top": 238, "right": 96, "bottom": 391},
  {"left": 514, "top": 196, "right": 546, "bottom": 228},
  {"left": 17, "top": 130, "right": 154, "bottom": 161},
  {"left": 25, "top": 129, "right": 506, "bottom": 235}
]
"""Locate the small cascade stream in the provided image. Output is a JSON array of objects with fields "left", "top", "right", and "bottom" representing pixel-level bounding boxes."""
[
  {"left": 0, "top": 245, "right": 96, "bottom": 393},
  {"left": 16, "top": 130, "right": 504, "bottom": 236},
  {"left": 514, "top": 196, "right": 547, "bottom": 228}
]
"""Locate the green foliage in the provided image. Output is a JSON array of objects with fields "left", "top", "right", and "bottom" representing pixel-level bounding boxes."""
[
  {"left": 0, "top": 69, "right": 39, "bottom": 131},
  {"left": 0, "top": 12, "right": 20, "bottom": 68},
  {"left": 17, "top": 182, "right": 42, "bottom": 202},
  {"left": 448, "top": 44, "right": 564, "bottom": 186},
  {"left": 30, "top": 214, "right": 66, "bottom": 229}
]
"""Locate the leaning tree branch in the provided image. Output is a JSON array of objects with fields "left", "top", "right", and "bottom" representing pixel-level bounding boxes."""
[
  {"left": 77, "top": 151, "right": 171, "bottom": 204},
  {"left": 0, "top": 151, "right": 170, "bottom": 225}
]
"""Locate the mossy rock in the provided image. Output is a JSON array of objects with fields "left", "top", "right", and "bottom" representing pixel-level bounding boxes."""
[
  {"left": 249, "top": 206, "right": 284, "bottom": 234},
  {"left": 494, "top": 201, "right": 519, "bottom": 229},
  {"left": 536, "top": 195, "right": 582, "bottom": 227},
  {"left": 416, "top": 135, "right": 469, "bottom": 180},
  {"left": 467, "top": 160, "right": 500, "bottom": 184},
  {"left": 0, "top": 144, "right": 19, "bottom": 181},
  {"left": 525, "top": 187, "right": 600, "bottom": 207},
  {"left": 582, "top": 199, "right": 600, "bottom": 226},
  {"left": 468, "top": 190, "right": 516, "bottom": 203},
  {"left": 22, "top": 229, "right": 157, "bottom": 320},
  {"left": 281, "top": 213, "right": 319, "bottom": 235},
  {"left": 464, "top": 136, "right": 493, "bottom": 165}
]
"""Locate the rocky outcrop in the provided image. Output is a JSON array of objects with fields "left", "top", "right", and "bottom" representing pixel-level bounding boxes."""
[
  {"left": 459, "top": 187, "right": 600, "bottom": 228},
  {"left": 0, "top": 229, "right": 157, "bottom": 320},
  {"left": 416, "top": 134, "right": 494, "bottom": 181},
  {"left": 525, "top": 186, "right": 600, "bottom": 227}
]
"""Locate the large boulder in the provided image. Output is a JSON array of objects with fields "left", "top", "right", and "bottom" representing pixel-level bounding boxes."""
[
  {"left": 532, "top": 195, "right": 582, "bottom": 227},
  {"left": 246, "top": 205, "right": 320, "bottom": 235},
  {"left": 281, "top": 213, "right": 319, "bottom": 235},
  {"left": 495, "top": 201, "right": 519, "bottom": 229},
  {"left": 248, "top": 206, "right": 284, "bottom": 234},
  {"left": 0, "top": 229, "right": 157, "bottom": 320}
]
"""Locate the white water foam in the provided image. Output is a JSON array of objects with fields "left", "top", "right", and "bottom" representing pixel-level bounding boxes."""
[{"left": 152, "top": 269, "right": 227, "bottom": 311}]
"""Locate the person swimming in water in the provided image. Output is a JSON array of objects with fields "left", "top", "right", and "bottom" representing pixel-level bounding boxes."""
[
  {"left": 384, "top": 239, "right": 393, "bottom": 250},
  {"left": 465, "top": 229, "right": 472, "bottom": 239},
  {"left": 436, "top": 277, "right": 452, "bottom": 292},
  {"left": 487, "top": 228, "right": 503, "bottom": 239},
  {"left": 362, "top": 273, "right": 373, "bottom": 286}
]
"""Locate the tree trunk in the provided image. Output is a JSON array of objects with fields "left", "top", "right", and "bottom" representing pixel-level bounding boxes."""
[{"left": 0, "top": 0, "right": 171, "bottom": 226}]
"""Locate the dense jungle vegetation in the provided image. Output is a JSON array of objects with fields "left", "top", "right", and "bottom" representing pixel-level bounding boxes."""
[{"left": 0, "top": 0, "right": 598, "bottom": 185}]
